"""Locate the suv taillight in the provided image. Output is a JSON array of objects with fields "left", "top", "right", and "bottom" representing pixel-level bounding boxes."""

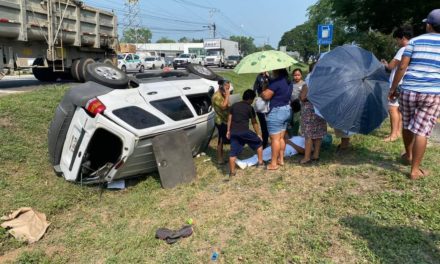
[{"left": 85, "top": 98, "right": 106, "bottom": 116}]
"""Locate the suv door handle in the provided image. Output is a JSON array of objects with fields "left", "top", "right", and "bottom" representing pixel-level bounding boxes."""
[{"left": 183, "top": 87, "right": 191, "bottom": 90}]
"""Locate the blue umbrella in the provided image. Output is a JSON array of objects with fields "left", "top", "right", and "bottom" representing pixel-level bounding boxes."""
[{"left": 308, "top": 45, "right": 389, "bottom": 134}]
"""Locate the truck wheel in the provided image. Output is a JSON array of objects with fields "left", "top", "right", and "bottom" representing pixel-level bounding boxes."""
[
  {"left": 78, "top": 58, "right": 95, "bottom": 82},
  {"left": 139, "top": 65, "right": 145, "bottom": 73},
  {"left": 160, "top": 64, "right": 164, "bottom": 69},
  {"left": 186, "top": 64, "right": 219, "bottom": 80},
  {"left": 71, "top": 60, "right": 81, "bottom": 81},
  {"left": 32, "top": 58, "right": 58, "bottom": 82},
  {"left": 85, "top": 62, "right": 129, "bottom": 89},
  {"left": 99, "top": 58, "right": 114, "bottom": 65}
]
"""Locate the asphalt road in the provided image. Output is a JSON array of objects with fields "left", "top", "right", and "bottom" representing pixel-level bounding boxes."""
[{"left": 0, "top": 66, "right": 231, "bottom": 96}]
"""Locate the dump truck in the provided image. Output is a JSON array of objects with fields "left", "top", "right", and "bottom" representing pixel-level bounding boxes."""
[
  {"left": 0, "top": 0, "right": 118, "bottom": 82},
  {"left": 203, "top": 39, "right": 239, "bottom": 67}
]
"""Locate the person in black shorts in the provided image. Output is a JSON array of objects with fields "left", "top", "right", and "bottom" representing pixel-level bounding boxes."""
[{"left": 227, "top": 89, "right": 263, "bottom": 177}]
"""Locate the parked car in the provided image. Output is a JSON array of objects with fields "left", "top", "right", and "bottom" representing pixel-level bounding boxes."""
[
  {"left": 48, "top": 64, "right": 234, "bottom": 184},
  {"left": 117, "top": 53, "right": 144, "bottom": 73},
  {"left": 224, "top": 55, "right": 242, "bottom": 69},
  {"left": 164, "top": 56, "right": 175, "bottom": 67},
  {"left": 143, "top": 56, "right": 165, "bottom": 70},
  {"left": 173, "top": 53, "right": 203, "bottom": 69}
]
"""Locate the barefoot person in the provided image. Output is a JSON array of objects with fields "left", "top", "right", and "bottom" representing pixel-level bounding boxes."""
[
  {"left": 381, "top": 26, "right": 413, "bottom": 142},
  {"left": 261, "top": 69, "right": 293, "bottom": 170},
  {"left": 227, "top": 89, "right": 263, "bottom": 177},
  {"left": 299, "top": 63, "right": 327, "bottom": 164},
  {"left": 389, "top": 9, "right": 440, "bottom": 180}
]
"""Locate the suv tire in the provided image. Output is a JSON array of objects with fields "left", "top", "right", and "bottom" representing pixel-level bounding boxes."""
[
  {"left": 85, "top": 62, "right": 129, "bottom": 89},
  {"left": 186, "top": 64, "right": 219, "bottom": 80}
]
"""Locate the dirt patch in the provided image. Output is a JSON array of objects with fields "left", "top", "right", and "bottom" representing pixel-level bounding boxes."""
[{"left": 0, "top": 117, "right": 13, "bottom": 128}]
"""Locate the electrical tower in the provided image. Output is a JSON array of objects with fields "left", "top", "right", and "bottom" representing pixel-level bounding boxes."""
[{"left": 123, "top": 0, "right": 141, "bottom": 43}]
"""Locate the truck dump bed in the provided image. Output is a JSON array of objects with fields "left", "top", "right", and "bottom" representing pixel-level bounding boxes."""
[{"left": 0, "top": 0, "right": 117, "bottom": 50}]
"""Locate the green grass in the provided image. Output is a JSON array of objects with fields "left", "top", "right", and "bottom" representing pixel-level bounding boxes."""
[{"left": 0, "top": 78, "right": 439, "bottom": 263}]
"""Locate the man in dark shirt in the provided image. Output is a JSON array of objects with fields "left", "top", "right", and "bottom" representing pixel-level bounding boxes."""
[{"left": 227, "top": 89, "right": 263, "bottom": 177}]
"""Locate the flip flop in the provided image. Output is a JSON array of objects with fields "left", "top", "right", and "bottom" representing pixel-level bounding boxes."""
[
  {"left": 383, "top": 136, "right": 399, "bottom": 142},
  {"left": 299, "top": 159, "right": 312, "bottom": 165},
  {"left": 409, "top": 169, "right": 430, "bottom": 180},
  {"left": 156, "top": 225, "right": 193, "bottom": 244},
  {"left": 400, "top": 153, "right": 412, "bottom": 166},
  {"left": 265, "top": 164, "right": 279, "bottom": 170},
  {"left": 255, "top": 162, "right": 265, "bottom": 168}
]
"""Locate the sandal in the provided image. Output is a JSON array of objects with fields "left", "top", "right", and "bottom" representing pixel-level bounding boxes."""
[
  {"left": 299, "top": 159, "right": 312, "bottom": 165},
  {"left": 400, "top": 153, "right": 412, "bottom": 166},
  {"left": 383, "top": 136, "right": 399, "bottom": 142},
  {"left": 265, "top": 164, "right": 279, "bottom": 170},
  {"left": 255, "top": 162, "right": 265, "bottom": 168}
]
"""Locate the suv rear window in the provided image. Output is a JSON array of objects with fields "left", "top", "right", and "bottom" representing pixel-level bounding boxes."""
[
  {"left": 151, "top": 97, "right": 194, "bottom": 121},
  {"left": 113, "top": 106, "right": 164, "bottom": 129}
]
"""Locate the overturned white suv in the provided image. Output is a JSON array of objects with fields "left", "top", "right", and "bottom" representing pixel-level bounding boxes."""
[{"left": 48, "top": 64, "right": 231, "bottom": 184}]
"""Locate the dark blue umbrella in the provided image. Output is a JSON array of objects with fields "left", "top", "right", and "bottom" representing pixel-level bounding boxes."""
[{"left": 308, "top": 45, "right": 389, "bottom": 134}]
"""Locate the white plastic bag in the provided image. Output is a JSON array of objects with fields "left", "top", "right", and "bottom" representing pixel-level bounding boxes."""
[{"left": 254, "top": 97, "right": 270, "bottom": 113}]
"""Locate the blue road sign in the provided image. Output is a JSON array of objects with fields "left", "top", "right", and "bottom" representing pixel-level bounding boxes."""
[{"left": 317, "top": 24, "right": 333, "bottom": 45}]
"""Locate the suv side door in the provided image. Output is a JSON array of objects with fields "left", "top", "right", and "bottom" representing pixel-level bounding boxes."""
[
  {"left": 133, "top": 55, "right": 141, "bottom": 70},
  {"left": 125, "top": 54, "right": 134, "bottom": 70}
]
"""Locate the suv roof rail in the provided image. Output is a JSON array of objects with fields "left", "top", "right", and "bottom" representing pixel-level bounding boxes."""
[{"left": 134, "top": 70, "right": 190, "bottom": 79}]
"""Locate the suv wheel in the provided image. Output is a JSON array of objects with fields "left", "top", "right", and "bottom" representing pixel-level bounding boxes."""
[
  {"left": 186, "top": 64, "right": 219, "bottom": 80},
  {"left": 85, "top": 62, "right": 129, "bottom": 89}
]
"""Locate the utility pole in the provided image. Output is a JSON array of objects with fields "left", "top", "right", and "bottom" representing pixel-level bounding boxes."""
[
  {"left": 208, "top": 8, "right": 218, "bottom": 38},
  {"left": 124, "top": 0, "right": 141, "bottom": 43}
]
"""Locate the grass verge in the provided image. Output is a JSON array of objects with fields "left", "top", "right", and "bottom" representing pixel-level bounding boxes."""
[{"left": 0, "top": 77, "right": 439, "bottom": 263}]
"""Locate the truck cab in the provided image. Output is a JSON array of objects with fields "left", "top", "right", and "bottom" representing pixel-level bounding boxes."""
[
  {"left": 173, "top": 53, "right": 202, "bottom": 69},
  {"left": 203, "top": 39, "right": 239, "bottom": 68},
  {"left": 204, "top": 49, "right": 224, "bottom": 67}
]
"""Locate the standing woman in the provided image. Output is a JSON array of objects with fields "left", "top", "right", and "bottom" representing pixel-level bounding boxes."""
[
  {"left": 212, "top": 79, "right": 231, "bottom": 165},
  {"left": 261, "top": 68, "right": 293, "bottom": 170},
  {"left": 299, "top": 64, "right": 327, "bottom": 164}
]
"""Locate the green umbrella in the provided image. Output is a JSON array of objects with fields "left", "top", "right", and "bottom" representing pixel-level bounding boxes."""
[{"left": 233, "top": 50, "right": 298, "bottom": 74}]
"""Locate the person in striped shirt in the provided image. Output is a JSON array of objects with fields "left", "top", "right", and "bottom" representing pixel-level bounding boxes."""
[{"left": 389, "top": 9, "right": 440, "bottom": 180}]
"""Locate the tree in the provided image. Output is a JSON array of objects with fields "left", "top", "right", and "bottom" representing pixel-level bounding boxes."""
[
  {"left": 229, "top": 36, "right": 256, "bottom": 56},
  {"left": 178, "top": 37, "right": 190, "bottom": 43},
  {"left": 178, "top": 37, "right": 204, "bottom": 43},
  {"left": 330, "top": 0, "right": 437, "bottom": 35},
  {"left": 256, "top": 44, "right": 274, "bottom": 51},
  {"left": 278, "top": 0, "right": 398, "bottom": 61},
  {"left": 156, "top": 37, "right": 176, "bottom": 43},
  {"left": 279, "top": 22, "right": 317, "bottom": 61},
  {"left": 121, "top": 28, "right": 152, "bottom": 43}
]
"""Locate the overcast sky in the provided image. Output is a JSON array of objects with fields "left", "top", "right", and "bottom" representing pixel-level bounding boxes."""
[{"left": 85, "top": 0, "right": 318, "bottom": 47}]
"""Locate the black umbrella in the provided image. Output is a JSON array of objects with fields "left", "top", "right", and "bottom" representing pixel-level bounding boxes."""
[{"left": 308, "top": 45, "right": 389, "bottom": 134}]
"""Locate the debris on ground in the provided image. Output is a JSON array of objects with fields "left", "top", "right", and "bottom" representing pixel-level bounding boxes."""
[
  {"left": 1, "top": 207, "right": 50, "bottom": 243},
  {"left": 155, "top": 225, "right": 193, "bottom": 244}
]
